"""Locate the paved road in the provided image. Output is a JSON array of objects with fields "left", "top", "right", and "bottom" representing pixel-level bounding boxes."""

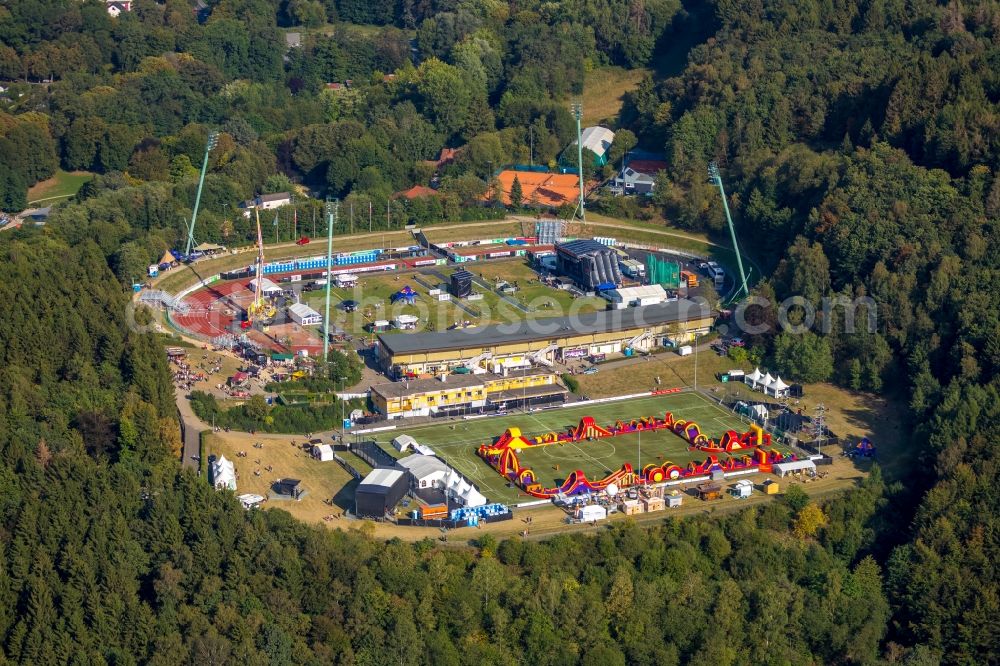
[{"left": 175, "top": 387, "right": 206, "bottom": 471}]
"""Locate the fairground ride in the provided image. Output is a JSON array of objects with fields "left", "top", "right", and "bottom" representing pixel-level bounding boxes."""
[{"left": 245, "top": 206, "right": 277, "bottom": 326}]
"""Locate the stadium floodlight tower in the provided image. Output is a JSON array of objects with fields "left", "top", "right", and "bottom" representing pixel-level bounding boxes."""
[
  {"left": 322, "top": 198, "right": 337, "bottom": 364},
  {"left": 572, "top": 102, "right": 586, "bottom": 221},
  {"left": 183, "top": 130, "right": 219, "bottom": 259},
  {"left": 708, "top": 161, "right": 750, "bottom": 300}
]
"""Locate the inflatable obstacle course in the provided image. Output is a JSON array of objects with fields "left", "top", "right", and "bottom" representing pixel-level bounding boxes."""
[{"left": 477, "top": 413, "right": 793, "bottom": 499}]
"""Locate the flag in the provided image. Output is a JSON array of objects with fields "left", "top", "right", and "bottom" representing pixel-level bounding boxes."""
[{"left": 273, "top": 213, "right": 279, "bottom": 226}]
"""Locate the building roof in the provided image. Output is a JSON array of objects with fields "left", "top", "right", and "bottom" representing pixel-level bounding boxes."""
[
  {"left": 556, "top": 239, "right": 613, "bottom": 258},
  {"left": 397, "top": 454, "right": 449, "bottom": 479},
  {"left": 358, "top": 467, "right": 405, "bottom": 491},
  {"left": 621, "top": 167, "right": 656, "bottom": 184},
  {"left": 492, "top": 171, "right": 580, "bottom": 207},
  {"left": 422, "top": 147, "right": 463, "bottom": 168},
  {"left": 288, "top": 302, "right": 321, "bottom": 319},
  {"left": 625, "top": 159, "right": 668, "bottom": 176},
  {"left": 240, "top": 192, "right": 291, "bottom": 208},
  {"left": 605, "top": 284, "right": 668, "bottom": 302},
  {"left": 395, "top": 185, "right": 439, "bottom": 200},
  {"left": 578, "top": 126, "right": 615, "bottom": 157},
  {"left": 377, "top": 299, "right": 713, "bottom": 355}
]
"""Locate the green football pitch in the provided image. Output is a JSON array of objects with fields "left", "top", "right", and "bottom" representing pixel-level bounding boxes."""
[{"left": 382, "top": 391, "right": 749, "bottom": 505}]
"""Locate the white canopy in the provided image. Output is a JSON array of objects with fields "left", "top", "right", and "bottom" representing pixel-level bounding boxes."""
[
  {"left": 762, "top": 372, "right": 775, "bottom": 386},
  {"left": 772, "top": 376, "right": 789, "bottom": 391},
  {"left": 392, "top": 434, "right": 418, "bottom": 452},
  {"left": 745, "top": 367, "right": 763, "bottom": 385},
  {"left": 211, "top": 455, "right": 236, "bottom": 491},
  {"left": 312, "top": 444, "right": 334, "bottom": 461},
  {"left": 396, "top": 314, "right": 419, "bottom": 324}
]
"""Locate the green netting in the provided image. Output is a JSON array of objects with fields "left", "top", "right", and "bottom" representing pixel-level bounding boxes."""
[{"left": 646, "top": 255, "right": 680, "bottom": 288}]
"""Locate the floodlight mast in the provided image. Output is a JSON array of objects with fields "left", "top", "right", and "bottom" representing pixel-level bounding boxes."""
[
  {"left": 708, "top": 162, "right": 750, "bottom": 300},
  {"left": 572, "top": 103, "right": 586, "bottom": 221},
  {"left": 184, "top": 130, "right": 219, "bottom": 258},
  {"left": 322, "top": 198, "right": 337, "bottom": 363}
]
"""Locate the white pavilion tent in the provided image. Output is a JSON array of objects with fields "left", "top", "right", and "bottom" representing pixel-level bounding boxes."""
[{"left": 210, "top": 455, "right": 236, "bottom": 491}]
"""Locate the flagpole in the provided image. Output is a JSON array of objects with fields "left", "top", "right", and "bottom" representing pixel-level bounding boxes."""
[{"left": 369, "top": 201, "right": 372, "bottom": 232}]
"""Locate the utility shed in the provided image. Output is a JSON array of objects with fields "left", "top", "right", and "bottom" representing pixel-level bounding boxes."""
[
  {"left": 731, "top": 479, "right": 753, "bottom": 499},
  {"left": 355, "top": 468, "right": 408, "bottom": 518},
  {"left": 697, "top": 483, "right": 722, "bottom": 501}
]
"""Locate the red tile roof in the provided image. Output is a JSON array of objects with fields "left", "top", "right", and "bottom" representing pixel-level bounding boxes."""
[{"left": 395, "top": 185, "right": 439, "bottom": 200}]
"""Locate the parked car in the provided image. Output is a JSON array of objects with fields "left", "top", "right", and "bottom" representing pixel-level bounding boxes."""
[
  {"left": 729, "top": 337, "right": 745, "bottom": 347},
  {"left": 583, "top": 366, "right": 599, "bottom": 375},
  {"left": 296, "top": 236, "right": 310, "bottom": 245}
]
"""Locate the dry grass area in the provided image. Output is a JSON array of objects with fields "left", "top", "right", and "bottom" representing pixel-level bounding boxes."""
[
  {"left": 581, "top": 67, "right": 651, "bottom": 126},
  {"left": 573, "top": 348, "right": 735, "bottom": 397},
  {"left": 26, "top": 169, "right": 93, "bottom": 204},
  {"left": 204, "top": 430, "right": 360, "bottom": 527},
  {"left": 172, "top": 350, "right": 246, "bottom": 396}
]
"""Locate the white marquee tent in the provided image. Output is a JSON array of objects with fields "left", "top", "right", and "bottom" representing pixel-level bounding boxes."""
[
  {"left": 211, "top": 455, "right": 236, "bottom": 490},
  {"left": 311, "top": 443, "right": 334, "bottom": 461}
]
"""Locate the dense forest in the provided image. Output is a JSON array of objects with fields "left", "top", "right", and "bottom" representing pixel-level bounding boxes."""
[{"left": 0, "top": 0, "right": 997, "bottom": 663}]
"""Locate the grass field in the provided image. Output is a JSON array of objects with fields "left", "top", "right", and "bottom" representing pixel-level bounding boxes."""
[
  {"left": 27, "top": 169, "right": 93, "bottom": 204},
  {"left": 581, "top": 67, "right": 651, "bottom": 126},
  {"left": 383, "top": 391, "right": 748, "bottom": 505}
]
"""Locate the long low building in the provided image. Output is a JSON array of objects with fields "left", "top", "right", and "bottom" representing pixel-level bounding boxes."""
[
  {"left": 370, "top": 371, "right": 565, "bottom": 419},
  {"left": 376, "top": 299, "right": 713, "bottom": 377}
]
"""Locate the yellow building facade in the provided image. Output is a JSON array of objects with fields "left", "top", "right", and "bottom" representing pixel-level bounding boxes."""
[{"left": 370, "top": 372, "right": 563, "bottom": 419}]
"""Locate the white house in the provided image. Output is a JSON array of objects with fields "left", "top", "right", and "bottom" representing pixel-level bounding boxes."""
[
  {"left": 612, "top": 159, "right": 668, "bottom": 195},
  {"left": 239, "top": 192, "right": 292, "bottom": 217},
  {"left": 288, "top": 302, "right": 322, "bottom": 326},
  {"left": 106, "top": 0, "right": 133, "bottom": 17}
]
